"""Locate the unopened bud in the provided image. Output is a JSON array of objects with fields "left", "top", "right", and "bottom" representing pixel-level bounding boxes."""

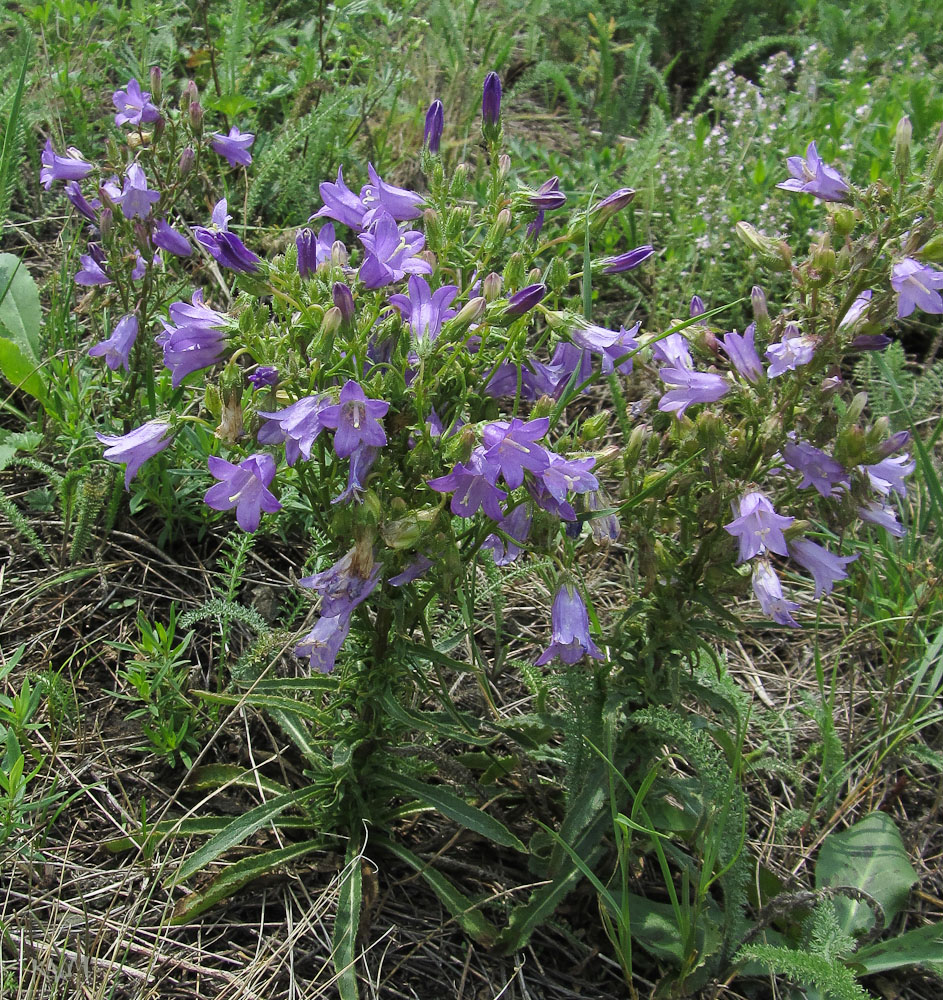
[
  {"left": 332, "top": 283, "right": 355, "bottom": 324},
  {"left": 492, "top": 208, "right": 511, "bottom": 242},
  {"left": 482, "top": 272, "right": 502, "bottom": 301},
  {"left": 450, "top": 296, "right": 486, "bottom": 333},
  {"left": 594, "top": 187, "right": 635, "bottom": 222},
  {"left": 812, "top": 233, "right": 836, "bottom": 279},
  {"left": 98, "top": 207, "right": 114, "bottom": 241},
  {"left": 331, "top": 240, "right": 349, "bottom": 268},
  {"left": 832, "top": 205, "right": 857, "bottom": 238},
  {"left": 189, "top": 101, "right": 203, "bottom": 136},
  {"left": 178, "top": 146, "right": 195, "bottom": 176},
  {"left": 581, "top": 411, "right": 608, "bottom": 441},
  {"left": 180, "top": 80, "right": 198, "bottom": 111},
  {"left": 894, "top": 115, "right": 912, "bottom": 180},
  {"left": 498, "top": 154, "right": 511, "bottom": 178},
  {"left": 449, "top": 162, "right": 468, "bottom": 199},
  {"left": 751, "top": 285, "right": 770, "bottom": 333},
  {"left": 915, "top": 232, "right": 943, "bottom": 263},
  {"left": 503, "top": 252, "right": 526, "bottom": 289},
  {"left": 422, "top": 207, "right": 442, "bottom": 247},
  {"left": 149, "top": 66, "right": 163, "bottom": 103},
  {"left": 625, "top": 425, "right": 648, "bottom": 466},
  {"left": 547, "top": 255, "right": 569, "bottom": 294},
  {"left": 322, "top": 306, "right": 343, "bottom": 338},
  {"left": 530, "top": 395, "right": 554, "bottom": 420},
  {"left": 735, "top": 221, "right": 792, "bottom": 270},
  {"left": 204, "top": 383, "right": 222, "bottom": 418},
  {"left": 526, "top": 267, "right": 542, "bottom": 284},
  {"left": 132, "top": 221, "right": 151, "bottom": 256}
]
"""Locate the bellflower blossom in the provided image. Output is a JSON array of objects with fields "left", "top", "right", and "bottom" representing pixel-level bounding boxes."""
[
  {"left": 424, "top": 100, "right": 444, "bottom": 154},
  {"left": 112, "top": 78, "right": 160, "bottom": 127},
  {"left": 535, "top": 584, "right": 604, "bottom": 665},
  {"left": 599, "top": 323, "right": 640, "bottom": 375},
  {"left": 891, "top": 258, "right": 943, "bottom": 319},
  {"left": 657, "top": 367, "right": 729, "bottom": 418},
  {"left": 724, "top": 492, "right": 794, "bottom": 562},
  {"left": 651, "top": 332, "right": 692, "bottom": 370},
  {"left": 530, "top": 177, "right": 566, "bottom": 210},
  {"left": 428, "top": 448, "right": 506, "bottom": 521},
  {"left": 75, "top": 253, "right": 110, "bottom": 286},
  {"left": 313, "top": 166, "right": 369, "bottom": 230},
  {"left": 482, "top": 417, "right": 551, "bottom": 489},
  {"left": 783, "top": 439, "right": 849, "bottom": 497},
  {"left": 64, "top": 181, "right": 99, "bottom": 223},
  {"left": 204, "top": 453, "right": 282, "bottom": 532},
  {"left": 294, "top": 614, "right": 351, "bottom": 674},
  {"left": 257, "top": 395, "right": 332, "bottom": 465},
  {"left": 333, "top": 445, "right": 378, "bottom": 505},
  {"left": 248, "top": 366, "right": 279, "bottom": 389},
  {"left": 296, "top": 223, "right": 335, "bottom": 277},
  {"left": 299, "top": 546, "right": 382, "bottom": 619},
  {"left": 388, "top": 275, "right": 459, "bottom": 344},
  {"left": 115, "top": 164, "right": 160, "bottom": 219},
  {"left": 862, "top": 454, "right": 915, "bottom": 497},
  {"left": 98, "top": 420, "right": 173, "bottom": 489},
  {"left": 788, "top": 538, "right": 858, "bottom": 599},
  {"left": 193, "top": 198, "right": 262, "bottom": 273},
  {"left": 389, "top": 556, "right": 434, "bottom": 587},
  {"left": 858, "top": 500, "right": 905, "bottom": 538},
  {"left": 751, "top": 561, "right": 801, "bottom": 627},
  {"left": 40, "top": 140, "right": 93, "bottom": 189},
  {"left": 600, "top": 244, "right": 654, "bottom": 273},
  {"left": 158, "top": 289, "right": 229, "bottom": 387},
  {"left": 358, "top": 214, "right": 431, "bottom": 289},
  {"left": 776, "top": 141, "right": 849, "bottom": 202},
  {"left": 361, "top": 164, "right": 425, "bottom": 225},
  {"left": 765, "top": 324, "right": 815, "bottom": 377},
  {"left": 88, "top": 314, "right": 138, "bottom": 371},
  {"left": 318, "top": 380, "right": 389, "bottom": 458},
  {"left": 210, "top": 127, "right": 255, "bottom": 167},
  {"left": 152, "top": 218, "right": 191, "bottom": 256},
  {"left": 721, "top": 324, "right": 765, "bottom": 383},
  {"left": 482, "top": 504, "right": 533, "bottom": 565}
]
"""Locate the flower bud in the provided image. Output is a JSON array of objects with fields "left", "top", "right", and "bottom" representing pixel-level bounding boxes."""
[
  {"left": 505, "top": 283, "right": 546, "bottom": 316},
  {"left": 735, "top": 222, "right": 792, "bottom": 271},
  {"left": 98, "top": 207, "right": 114, "bottom": 241},
  {"left": 332, "top": 283, "right": 355, "bottom": 325},
  {"left": 481, "top": 71, "right": 501, "bottom": 141},
  {"left": 424, "top": 99, "right": 444, "bottom": 154},
  {"left": 530, "top": 395, "right": 554, "bottom": 420},
  {"left": 149, "top": 66, "right": 163, "bottom": 103},
  {"left": 624, "top": 425, "right": 648, "bottom": 467},
  {"left": 581, "top": 411, "right": 608, "bottom": 441},
  {"left": 132, "top": 221, "right": 151, "bottom": 256},
  {"left": 526, "top": 267, "right": 542, "bottom": 284},
  {"left": 488, "top": 208, "right": 510, "bottom": 245},
  {"left": 204, "top": 383, "right": 222, "bottom": 418},
  {"left": 178, "top": 146, "right": 195, "bottom": 176},
  {"left": 689, "top": 295, "right": 705, "bottom": 318},
  {"left": 751, "top": 285, "right": 769, "bottom": 332},
  {"left": 449, "top": 296, "right": 486, "bottom": 333},
  {"left": 482, "top": 272, "right": 503, "bottom": 301},
  {"left": 894, "top": 115, "right": 912, "bottom": 181},
  {"left": 322, "top": 306, "right": 343, "bottom": 338},
  {"left": 811, "top": 233, "right": 836, "bottom": 280},
  {"left": 422, "top": 207, "right": 442, "bottom": 247},
  {"left": 915, "top": 232, "right": 943, "bottom": 263},
  {"left": 832, "top": 205, "right": 857, "bottom": 238},
  {"left": 180, "top": 79, "right": 198, "bottom": 111},
  {"left": 503, "top": 252, "right": 526, "bottom": 289},
  {"left": 189, "top": 100, "right": 204, "bottom": 137},
  {"left": 498, "top": 153, "right": 511, "bottom": 179},
  {"left": 331, "top": 240, "right": 349, "bottom": 268},
  {"left": 449, "top": 162, "right": 468, "bottom": 199},
  {"left": 547, "top": 255, "right": 570, "bottom": 294}
]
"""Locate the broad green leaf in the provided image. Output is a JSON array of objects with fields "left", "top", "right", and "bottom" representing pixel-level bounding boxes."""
[
  {"left": 381, "top": 769, "right": 525, "bottom": 851},
  {"left": 334, "top": 837, "right": 363, "bottom": 1000},
  {"left": 605, "top": 893, "right": 723, "bottom": 965},
  {"left": 185, "top": 764, "right": 289, "bottom": 797},
  {"left": 172, "top": 785, "right": 320, "bottom": 884},
  {"left": 815, "top": 812, "right": 918, "bottom": 934},
  {"left": 853, "top": 921, "right": 943, "bottom": 975},
  {"left": 0, "top": 337, "right": 45, "bottom": 403},
  {"left": 382, "top": 839, "right": 498, "bottom": 946},
  {"left": 0, "top": 254, "right": 45, "bottom": 404},
  {"left": 105, "top": 814, "right": 314, "bottom": 852},
  {"left": 171, "top": 838, "right": 323, "bottom": 923},
  {"left": 192, "top": 689, "right": 330, "bottom": 724}
]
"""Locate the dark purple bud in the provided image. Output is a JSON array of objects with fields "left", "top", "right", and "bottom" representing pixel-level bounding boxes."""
[
  {"left": 178, "top": 146, "right": 195, "bottom": 177},
  {"left": 875, "top": 430, "right": 911, "bottom": 459},
  {"left": 600, "top": 244, "right": 655, "bottom": 274},
  {"left": 530, "top": 177, "right": 566, "bottom": 211},
  {"left": 189, "top": 101, "right": 203, "bottom": 135},
  {"left": 149, "top": 66, "right": 163, "bottom": 103},
  {"left": 247, "top": 366, "right": 279, "bottom": 389},
  {"left": 506, "top": 283, "right": 546, "bottom": 316},
  {"left": 482, "top": 72, "right": 502, "bottom": 129},
  {"left": 424, "top": 100, "right": 444, "bottom": 154},
  {"left": 850, "top": 334, "right": 892, "bottom": 351},
  {"left": 333, "top": 283, "right": 355, "bottom": 324},
  {"left": 690, "top": 295, "right": 705, "bottom": 317},
  {"left": 594, "top": 187, "right": 635, "bottom": 220}
]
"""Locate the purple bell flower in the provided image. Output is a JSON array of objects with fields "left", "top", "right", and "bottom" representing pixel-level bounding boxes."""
[
  {"left": 530, "top": 176, "right": 566, "bottom": 210},
  {"left": 247, "top": 366, "right": 279, "bottom": 389},
  {"left": 358, "top": 213, "right": 430, "bottom": 289},
  {"left": 210, "top": 126, "right": 255, "bottom": 167},
  {"left": 257, "top": 394, "right": 332, "bottom": 465},
  {"left": 535, "top": 584, "right": 604, "bottom": 665},
  {"left": 539, "top": 453, "right": 598, "bottom": 503},
  {"left": 389, "top": 556, "right": 434, "bottom": 587},
  {"left": 75, "top": 253, "right": 111, "bottom": 286},
  {"left": 298, "top": 546, "right": 382, "bottom": 619},
  {"left": 482, "top": 416, "right": 551, "bottom": 489},
  {"left": 858, "top": 500, "right": 905, "bottom": 538},
  {"left": 777, "top": 141, "right": 849, "bottom": 202},
  {"left": 891, "top": 258, "right": 943, "bottom": 319},
  {"left": 193, "top": 198, "right": 262, "bottom": 273},
  {"left": 482, "top": 503, "right": 533, "bottom": 565},
  {"left": 204, "top": 453, "right": 282, "bottom": 532},
  {"left": 312, "top": 166, "right": 368, "bottom": 230},
  {"left": 112, "top": 78, "right": 160, "bottom": 127},
  {"left": 751, "top": 561, "right": 801, "bottom": 627},
  {"left": 40, "top": 140, "right": 93, "bottom": 189},
  {"left": 721, "top": 324, "right": 765, "bottom": 383},
  {"left": 361, "top": 164, "right": 425, "bottom": 225},
  {"left": 651, "top": 332, "right": 692, "bottom": 369},
  {"left": 481, "top": 72, "right": 501, "bottom": 128},
  {"left": 783, "top": 439, "right": 849, "bottom": 497},
  {"left": 424, "top": 100, "right": 444, "bottom": 154},
  {"left": 388, "top": 275, "right": 459, "bottom": 344},
  {"left": 765, "top": 324, "right": 815, "bottom": 377},
  {"left": 427, "top": 447, "right": 506, "bottom": 521},
  {"left": 788, "top": 538, "right": 858, "bottom": 599},
  {"left": 862, "top": 454, "right": 915, "bottom": 498},
  {"left": 115, "top": 164, "right": 160, "bottom": 220},
  {"left": 294, "top": 614, "right": 351, "bottom": 673},
  {"left": 318, "top": 380, "right": 389, "bottom": 458},
  {"left": 88, "top": 314, "right": 138, "bottom": 372},
  {"left": 593, "top": 187, "right": 635, "bottom": 221},
  {"left": 63, "top": 181, "right": 99, "bottom": 223},
  {"left": 152, "top": 218, "right": 191, "bottom": 257},
  {"left": 690, "top": 295, "right": 706, "bottom": 318},
  {"left": 97, "top": 420, "right": 173, "bottom": 489},
  {"left": 158, "top": 289, "right": 229, "bottom": 387},
  {"left": 657, "top": 367, "right": 729, "bottom": 418},
  {"left": 333, "top": 444, "right": 378, "bottom": 505},
  {"left": 724, "top": 491, "right": 794, "bottom": 562}
]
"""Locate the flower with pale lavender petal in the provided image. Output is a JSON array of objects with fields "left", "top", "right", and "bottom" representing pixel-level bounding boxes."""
[
  {"left": 63, "top": 181, "right": 99, "bottom": 222},
  {"left": 424, "top": 100, "right": 444, "bottom": 154},
  {"left": 599, "top": 323, "right": 641, "bottom": 375},
  {"left": 783, "top": 439, "right": 849, "bottom": 497},
  {"left": 535, "top": 584, "right": 604, "bottom": 665},
  {"left": 40, "top": 140, "right": 93, "bottom": 189},
  {"left": 333, "top": 444, "right": 378, "bottom": 505},
  {"left": 651, "top": 332, "right": 692, "bottom": 369},
  {"left": 361, "top": 164, "right": 425, "bottom": 226},
  {"left": 115, "top": 164, "right": 160, "bottom": 219},
  {"left": 526, "top": 476, "right": 576, "bottom": 522},
  {"left": 388, "top": 275, "right": 458, "bottom": 344},
  {"left": 505, "top": 283, "right": 546, "bottom": 316},
  {"left": 862, "top": 454, "right": 915, "bottom": 497},
  {"left": 526, "top": 210, "right": 545, "bottom": 242},
  {"left": 539, "top": 453, "right": 598, "bottom": 503},
  {"left": 89, "top": 314, "right": 138, "bottom": 372},
  {"left": 482, "top": 416, "right": 551, "bottom": 489},
  {"left": 765, "top": 324, "right": 814, "bottom": 377},
  {"left": 752, "top": 561, "right": 801, "bottom": 627},
  {"left": 389, "top": 556, "right": 434, "bottom": 587},
  {"left": 858, "top": 500, "right": 905, "bottom": 538},
  {"left": 204, "top": 453, "right": 282, "bottom": 532},
  {"left": 428, "top": 448, "right": 506, "bottom": 520},
  {"left": 312, "top": 166, "right": 368, "bottom": 230},
  {"left": 98, "top": 420, "right": 173, "bottom": 489},
  {"left": 530, "top": 176, "right": 566, "bottom": 210},
  {"left": 839, "top": 289, "right": 873, "bottom": 331},
  {"left": 319, "top": 380, "right": 389, "bottom": 458},
  {"left": 210, "top": 126, "right": 254, "bottom": 167},
  {"left": 481, "top": 72, "right": 501, "bottom": 129},
  {"left": 358, "top": 213, "right": 430, "bottom": 289},
  {"left": 721, "top": 324, "right": 765, "bottom": 383},
  {"left": 257, "top": 394, "right": 331, "bottom": 465},
  {"left": 776, "top": 141, "right": 849, "bottom": 202},
  {"left": 193, "top": 198, "right": 261, "bottom": 273},
  {"left": 482, "top": 504, "right": 532, "bottom": 565},
  {"left": 874, "top": 430, "right": 911, "bottom": 459},
  {"left": 158, "top": 289, "right": 230, "bottom": 387},
  {"left": 299, "top": 546, "right": 381, "bottom": 619},
  {"left": 600, "top": 244, "right": 654, "bottom": 274},
  {"left": 587, "top": 489, "right": 620, "bottom": 542},
  {"left": 112, "top": 78, "right": 160, "bottom": 127},
  {"left": 657, "top": 367, "right": 729, "bottom": 418},
  {"left": 724, "top": 491, "right": 794, "bottom": 562},
  {"left": 296, "top": 223, "right": 335, "bottom": 277},
  {"left": 891, "top": 258, "right": 943, "bottom": 319},
  {"left": 152, "top": 218, "right": 191, "bottom": 257},
  {"left": 131, "top": 250, "right": 151, "bottom": 281},
  {"left": 788, "top": 537, "right": 858, "bottom": 599},
  {"left": 294, "top": 614, "right": 351, "bottom": 673},
  {"left": 247, "top": 366, "right": 278, "bottom": 389},
  {"left": 75, "top": 253, "right": 110, "bottom": 286}
]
